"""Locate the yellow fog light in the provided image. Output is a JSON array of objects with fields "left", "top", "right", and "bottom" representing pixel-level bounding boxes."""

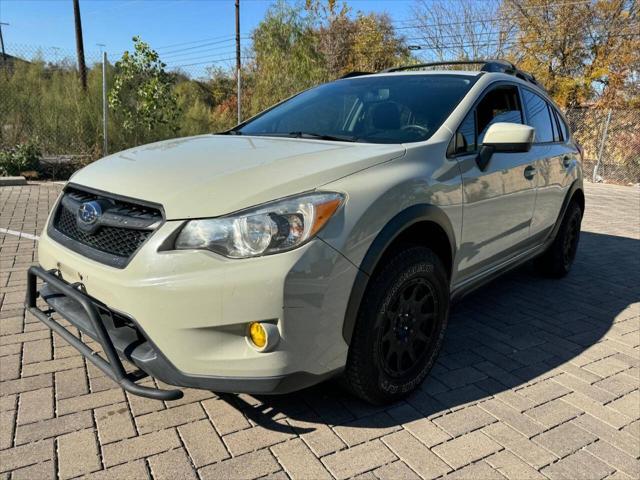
[
  {"left": 247, "top": 321, "right": 280, "bottom": 352},
  {"left": 248, "top": 322, "right": 267, "bottom": 349}
]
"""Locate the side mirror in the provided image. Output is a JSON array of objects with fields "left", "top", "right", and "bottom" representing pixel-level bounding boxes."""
[{"left": 476, "top": 123, "right": 535, "bottom": 170}]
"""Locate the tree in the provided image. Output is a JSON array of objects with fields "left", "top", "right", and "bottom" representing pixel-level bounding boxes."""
[
  {"left": 411, "top": 0, "right": 516, "bottom": 62},
  {"left": 504, "top": 0, "right": 639, "bottom": 107},
  {"left": 250, "top": 2, "right": 326, "bottom": 113},
  {"left": 313, "top": 1, "right": 411, "bottom": 77},
  {"left": 108, "top": 36, "right": 179, "bottom": 142}
]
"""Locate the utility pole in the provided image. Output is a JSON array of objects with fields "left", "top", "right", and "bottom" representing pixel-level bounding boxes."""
[
  {"left": 235, "top": 0, "right": 241, "bottom": 124},
  {"left": 102, "top": 51, "right": 108, "bottom": 156},
  {"left": 0, "top": 22, "right": 8, "bottom": 66},
  {"left": 73, "top": 0, "right": 87, "bottom": 90}
]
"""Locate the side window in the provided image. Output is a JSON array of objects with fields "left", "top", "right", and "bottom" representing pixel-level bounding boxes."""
[
  {"left": 476, "top": 86, "right": 523, "bottom": 144},
  {"left": 453, "top": 85, "right": 522, "bottom": 154},
  {"left": 455, "top": 110, "right": 476, "bottom": 154},
  {"left": 550, "top": 106, "right": 560, "bottom": 142},
  {"left": 522, "top": 89, "right": 554, "bottom": 143},
  {"left": 555, "top": 110, "right": 570, "bottom": 141}
]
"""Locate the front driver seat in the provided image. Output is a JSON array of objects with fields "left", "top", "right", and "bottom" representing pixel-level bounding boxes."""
[{"left": 372, "top": 102, "right": 402, "bottom": 130}]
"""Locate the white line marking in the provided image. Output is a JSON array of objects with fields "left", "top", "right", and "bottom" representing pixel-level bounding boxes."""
[{"left": 0, "top": 228, "right": 40, "bottom": 241}]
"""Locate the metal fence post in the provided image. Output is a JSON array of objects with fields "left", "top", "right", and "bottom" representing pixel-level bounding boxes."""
[
  {"left": 102, "top": 51, "right": 108, "bottom": 156},
  {"left": 593, "top": 109, "right": 612, "bottom": 183}
]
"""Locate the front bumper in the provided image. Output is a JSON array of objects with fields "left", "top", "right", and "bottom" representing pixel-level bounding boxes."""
[
  {"left": 26, "top": 266, "right": 342, "bottom": 398},
  {"left": 34, "top": 220, "right": 359, "bottom": 397}
]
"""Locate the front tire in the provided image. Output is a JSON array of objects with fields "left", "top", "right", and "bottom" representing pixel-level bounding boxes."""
[
  {"left": 535, "top": 200, "right": 582, "bottom": 278},
  {"left": 344, "top": 247, "right": 449, "bottom": 405}
]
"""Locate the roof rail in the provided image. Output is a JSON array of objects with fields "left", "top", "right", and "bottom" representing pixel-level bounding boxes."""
[
  {"left": 340, "top": 71, "right": 374, "bottom": 79},
  {"left": 380, "top": 59, "right": 542, "bottom": 88}
]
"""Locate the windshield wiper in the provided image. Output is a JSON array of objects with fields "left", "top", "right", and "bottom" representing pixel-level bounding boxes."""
[
  {"left": 287, "top": 131, "right": 358, "bottom": 142},
  {"left": 217, "top": 129, "right": 242, "bottom": 135}
]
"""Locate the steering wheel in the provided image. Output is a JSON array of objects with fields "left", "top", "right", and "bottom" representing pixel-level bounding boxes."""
[{"left": 400, "top": 124, "right": 430, "bottom": 136}]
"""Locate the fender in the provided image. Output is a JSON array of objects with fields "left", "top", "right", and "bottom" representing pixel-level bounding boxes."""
[
  {"left": 342, "top": 204, "right": 456, "bottom": 344},
  {"left": 546, "top": 179, "right": 584, "bottom": 246}
]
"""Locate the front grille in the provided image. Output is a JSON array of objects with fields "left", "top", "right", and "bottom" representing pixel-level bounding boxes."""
[
  {"left": 49, "top": 186, "right": 163, "bottom": 268},
  {"left": 55, "top": 206, "right": 152, "bottom": 257}
]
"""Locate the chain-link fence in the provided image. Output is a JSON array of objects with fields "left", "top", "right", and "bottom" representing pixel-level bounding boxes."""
[
  {"left": 2, "top": 44, "right": 639, "bottom": 184},
  {"left": 566, "top": 108, "right": 640, "bottom": 185}
]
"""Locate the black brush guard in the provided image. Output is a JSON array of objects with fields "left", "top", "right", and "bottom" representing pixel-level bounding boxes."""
[{"left": 26, "top": 266, "right": 183, "bottom": 400}]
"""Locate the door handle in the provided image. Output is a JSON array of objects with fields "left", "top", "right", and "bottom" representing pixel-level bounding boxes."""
[
  {"left": 524, "top": 165, "right": 537, "bottom": 180},
  {"left": 562, "top": 155, "right": 572, "bottom": 168}
]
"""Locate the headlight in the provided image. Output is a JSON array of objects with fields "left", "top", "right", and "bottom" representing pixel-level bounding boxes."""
[{"left": 174, "top": 192, "right": 344, "bottom": 258}]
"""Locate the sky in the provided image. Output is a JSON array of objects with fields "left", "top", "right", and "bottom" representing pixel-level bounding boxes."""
[{"left": 0, "top": 0, "right": 417, "bottom": 72}]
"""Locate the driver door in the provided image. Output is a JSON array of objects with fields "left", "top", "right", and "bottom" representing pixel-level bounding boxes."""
[{"left": 451, "top": 84, "right": 538, "bottom": 283}]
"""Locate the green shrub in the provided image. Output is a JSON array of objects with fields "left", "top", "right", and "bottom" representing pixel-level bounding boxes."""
[{"left": 0, "top": 142, "right": 42, "bottom": 176}]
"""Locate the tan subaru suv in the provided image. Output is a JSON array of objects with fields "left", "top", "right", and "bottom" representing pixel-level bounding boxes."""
[{"left": 27, "top": 60, "right": 584, "bottom": 404}]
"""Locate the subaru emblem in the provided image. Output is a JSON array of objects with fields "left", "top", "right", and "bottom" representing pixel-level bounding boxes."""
[{"left": 78, "top": 201, "right": 102, "bottom": 225}]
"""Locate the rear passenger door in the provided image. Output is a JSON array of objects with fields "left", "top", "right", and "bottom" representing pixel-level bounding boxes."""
[
  {"left": 451, "top": 83, "right": 538, "bottom": 282},
  {"left": 520, "top": 88, "right": 578, "bottom": 239}
]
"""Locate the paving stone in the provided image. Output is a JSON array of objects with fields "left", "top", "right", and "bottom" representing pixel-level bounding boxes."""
[
  {"left": 0, "top": 373, "right": 52, "bottom": 396},
  {"left": 383, "top": 430, "right": 451, "bottom": 479},
  {"left": 11, "top": 460, "right": 55, "bottom": 480},
  {"left": 442, "top": 461, "right": 506, "bottom": 479},
  {"left": 94, "top": 402, "right": 136, "bottom": 444},
  {"left": 0, "top": 409, "right": 15, "bottom": 449},
  {"left": 334, "top": 411, "right": 401, "bottom": 446},
  {"left": 387, "top": 403, "right": 451, "bottom": 447},
  {"left": 432, "top": 430, "right": 502, "bottom": 469},
  {"left": 271, "top": 438, "right": 332, "bottom": 480},
  {"left": 223, "top": 422, "right": 295, "bottom": 456},
  {"left": 178, "top": 418, "right": 229, "bottom": 467},
  {"left": 524, "top": 399, "right": 582, "bottom": 428},
  {"left": 517, "top": 380, "right": 571, "bottom": 406},
  {"left": 148, "top": 448, "right": 198, "bottom": 480},
  {"left": 541, "top": 450, "right": 615, "bottom": 480},
  {"left": 22, "top": 338, "right": 52, "bottom": 364},
  {"left": 101, "top": 429, "right": 181, "bottom": 467},
  {"left": 54, "top": 367, "right": 88, "bottom": 399},
  {"left": 0, "top": 438, "right": 54, "bottom": 473},
  {"left": 82, "top": 460, "right": 149, "bottom": 480},
  {"left": 17, "top": 387, "right": 53, "bottom": 425},
  {"left": 533, "top": 422, "right": 597, "bottom": 457},
  {"left": 595, "top": 372, "right": 639, "bottom": 397},
  {"left": 573, "top": 414, "right": 640, "bottom": 458},
  {"left": 586, "top": 440, "right": 640, "bottom": 478},
  {"left": 136, "top": 402, "right": 206, "bottom": 434},
  {"left": 554, "top": 372, "right": 618, "bottom": 403},
  {"left": 21, "top": 355, "right": 83, "bottom": 377},
  {"left": 584, "top": 357, "right": 630, "bottom": 378},
  {"left": 202, "top": 397, "right": 250, "bottom": 435},
  {"left": 0, "top": 354, "right": 20, "bottom": 381},
  {"left": 374, "top": 460, "right": 421, "bottom": 480},
  {"left": 433, "top": 405, "right": 497, "bottom": 437},
  {"left": 15, "top": 410, "right": 92, "bottom": 445},
  {"left": 563, "top": 392, "right": 631, "bottom": 429},
  {"left": 57, "top": 429, "right": 101, "bottom": 479},
  {"left": 606, "top": 391, "right": 640, "bottom": 419},
  {"left": 479, "top": 398, "right": 545, "bottom": 437},
  {"left": 322, "top": 440, "right": 396, "bottom": 480},
  {"left": 57, "top": 387, "right": 125, "bottom": 415},
  {"left": 486, "top": 450, "right": 546, "bottom": 480},
  {"left": 289, "top": 419, "right": 346, "bottom": 456},
  {"left": 198, "top": 450, "right": 281, "bottom": 480}
]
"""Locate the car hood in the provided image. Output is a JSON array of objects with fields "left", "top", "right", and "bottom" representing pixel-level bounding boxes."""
[{"left": 70, "top": 134, "right": 405, "bottom": 219}]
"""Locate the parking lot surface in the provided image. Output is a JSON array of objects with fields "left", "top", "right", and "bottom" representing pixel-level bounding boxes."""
[{"left": 1, "top": 182, "right": 638, "bottom": 480}]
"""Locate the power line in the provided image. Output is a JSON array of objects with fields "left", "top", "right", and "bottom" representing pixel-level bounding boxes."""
[{"left": 164, "top": 50, "right": 238, "bottom": 65}]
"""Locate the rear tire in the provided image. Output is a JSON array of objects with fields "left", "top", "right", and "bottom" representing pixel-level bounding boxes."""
[
  {"left": 344, "top": 247, "right": 449, "bottom": 405},
  {"left": 535, "top": 200, "right": 582, "bottom": 278}
]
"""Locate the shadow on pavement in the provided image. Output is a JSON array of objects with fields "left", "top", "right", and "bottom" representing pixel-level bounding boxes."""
[{"left": 220, "top": 231, "right": 639, "bottom": 433}]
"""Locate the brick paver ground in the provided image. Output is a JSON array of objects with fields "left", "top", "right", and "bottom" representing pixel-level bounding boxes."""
[{"left": 1, "top": 182, "right": 638, "bottom": 480}]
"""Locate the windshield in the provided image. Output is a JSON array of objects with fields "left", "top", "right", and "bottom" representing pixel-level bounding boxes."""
[{"left": 236, "top": 74, "right": 475, "bottom": 144}]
